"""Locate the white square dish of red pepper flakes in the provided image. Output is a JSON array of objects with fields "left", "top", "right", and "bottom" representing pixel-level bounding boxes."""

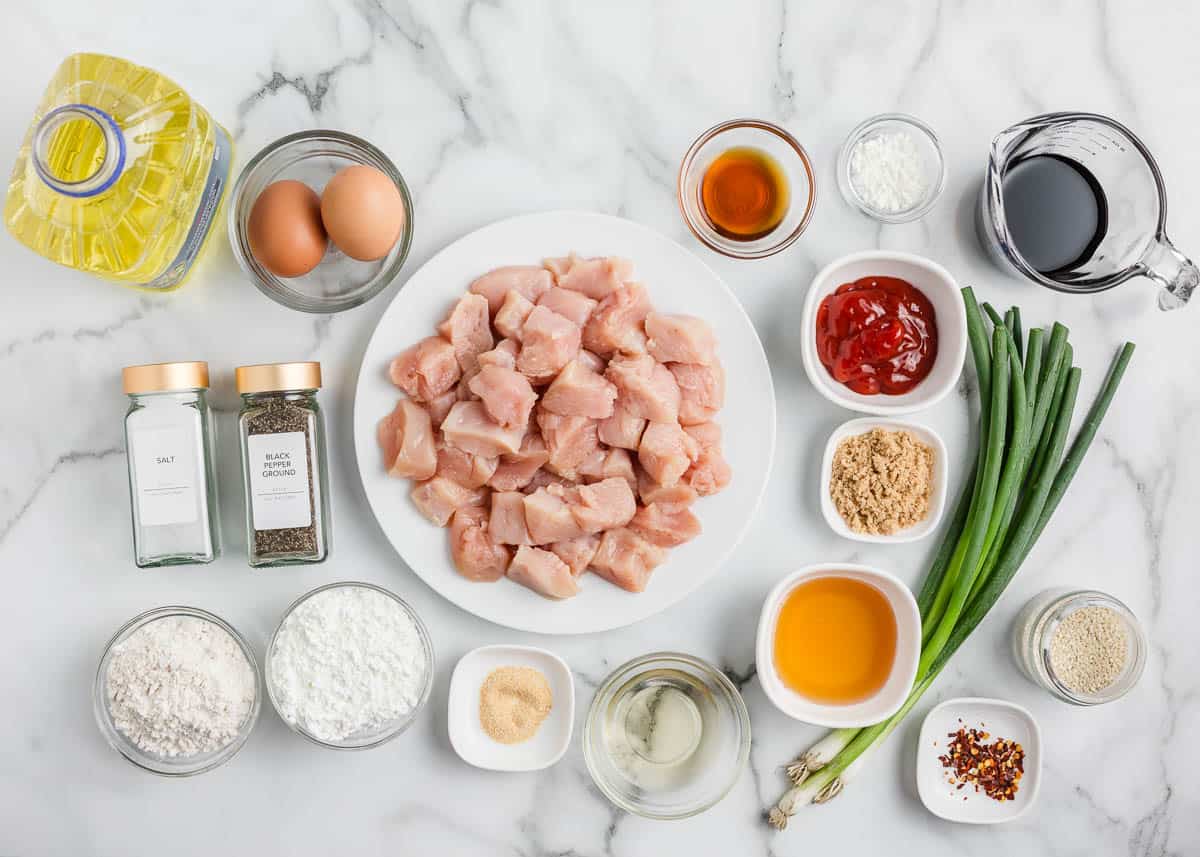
[{"left": 916, "top": 697, "right": 1042, "bottom": 824}]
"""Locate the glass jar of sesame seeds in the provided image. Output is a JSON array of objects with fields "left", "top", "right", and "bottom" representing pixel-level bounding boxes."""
[{"left": 1011, "top": 588, "right": 1147, "bottom": 705}]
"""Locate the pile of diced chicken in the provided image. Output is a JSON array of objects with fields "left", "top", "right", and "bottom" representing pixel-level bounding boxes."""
[{"left": 378, "top": 254, "right": 731, "bottom": 600}]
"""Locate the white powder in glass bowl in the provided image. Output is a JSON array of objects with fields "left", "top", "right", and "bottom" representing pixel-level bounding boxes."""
[
  {"left": 106, "top": 615, "right": 256, "bottom": 758},
  {"left": 268, "top": 585, "right": 429, "bottom": 743},
  {"left": 848, "top": 130, "right": 931, "bottom": 214}
]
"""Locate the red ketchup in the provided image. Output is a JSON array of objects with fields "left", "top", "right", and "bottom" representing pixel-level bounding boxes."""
[{"left": 815, "top": 275, "right": 938, "bottom": 395}]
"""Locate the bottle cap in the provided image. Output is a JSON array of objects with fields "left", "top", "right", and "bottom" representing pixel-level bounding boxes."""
[
  {"left": 235, "top": 361, "right": 322, "bottom": 394},
  {"left": 122, "top": 361, "right": 210, "bottom": 394}
]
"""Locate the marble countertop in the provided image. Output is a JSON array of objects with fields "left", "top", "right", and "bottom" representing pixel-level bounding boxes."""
[{"left": 2, "top": 1, "right": 1196, "bottom": 854}]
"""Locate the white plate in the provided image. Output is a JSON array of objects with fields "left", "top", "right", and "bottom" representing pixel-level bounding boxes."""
[
  {"left": 447, "top": 644, "right": 574, "bottom": 772},
  {"left": 916, "top": 697, "right": 1041, "bottom": 824},
  {"left": 819, "top": 417, "right": 949, "bottom": 544},
  {"left": 353, "top": 211, "right": 775, "bottom": 634}
]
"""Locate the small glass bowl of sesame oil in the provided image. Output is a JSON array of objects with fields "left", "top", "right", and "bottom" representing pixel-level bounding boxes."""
[{"left": 678, "top": 119, "right": 816, "bottom": 259}]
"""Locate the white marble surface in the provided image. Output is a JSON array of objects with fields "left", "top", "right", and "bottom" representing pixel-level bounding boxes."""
[{"left": 1, "top": 1, "right": 1197, "bottom": 854}]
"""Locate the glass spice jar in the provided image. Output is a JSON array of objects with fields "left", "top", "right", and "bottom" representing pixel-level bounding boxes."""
[
  {"left": 235, "top": 362, "right": 331, "bottom": 567},
  {"left": 122, "top": 361, "right": 220, "bottom": 567},
  {"left": 1011, "top": 587, "right": 1147, "bottom": 705}
]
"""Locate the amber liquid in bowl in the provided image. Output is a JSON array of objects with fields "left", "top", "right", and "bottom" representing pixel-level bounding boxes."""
[
  {"left": 700, "top": 147, "right": 790, "bottom": 241},
  {"left": 773, "top": 576, "right": 897, "bottom": 704}
]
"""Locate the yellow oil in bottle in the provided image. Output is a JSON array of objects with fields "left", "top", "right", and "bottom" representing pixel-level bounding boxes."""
[{"left": 4, "top": 53, "right": 233, "bottom": 290}]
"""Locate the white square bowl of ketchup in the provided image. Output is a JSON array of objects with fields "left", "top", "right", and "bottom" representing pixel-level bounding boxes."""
[{"left": 801, "top": 250, "right": 967, "bottom": 416}]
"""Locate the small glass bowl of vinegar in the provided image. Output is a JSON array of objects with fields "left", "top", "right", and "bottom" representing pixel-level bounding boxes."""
[{"left": 678, "top": 119, "right": 816, "bottom": 259}]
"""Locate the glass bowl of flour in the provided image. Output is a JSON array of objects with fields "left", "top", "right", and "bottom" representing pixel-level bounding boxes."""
[
  {"left": 265, "top": 581, "right": 435, "bottom": 750},
  {"left": 93, "top": 606, "right": 262, "bottom": 776}
]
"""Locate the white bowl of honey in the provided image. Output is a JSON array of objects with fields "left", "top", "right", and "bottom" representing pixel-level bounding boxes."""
[
  {"left": 756, "top": 564, "right": 921, "bottom": 727},
  {"left": 678, "top": 118, "right": 816, "bottom": 259}
]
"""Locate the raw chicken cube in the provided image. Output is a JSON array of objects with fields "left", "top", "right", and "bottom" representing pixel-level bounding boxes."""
[
  {"left": 378, "top": 399, "right": 437, "bottom": 481},
  {"left": 669, "top": 361, "right": 725, "bottom": 425},
  {"left": 494, "top": 290, "right": 536, "bottom": 341},
  {"left": 489, "top": 434, "right": 550, "bottom": 491},
  {"left": 548, "top": 534, "right": 600, "bottom": 577},
  {"left": 477, "top": 338, "right": 519, "bottom": 370},
  {"left": 577, "top": 349, "right": 606, "bottom": 373},
  {"left": 537, "top": 287, "right": 598, "bottom": 327},
  {"left": 545, "top": 254, "right": 634, "bottom": 300},
  {"left": 516, "top": 306, "right": 581, "bottom": 377},
  {"left": 489, "top": 491, "right": 532, "bottom": 545},
  {"left": 523, "top": 469, "right": 572, "bottom": 493},
  {"left": 605, "top": 353, "right": 681, "bottom": 423},
  {"left": 597, "top": 404, "right": 647, "bottom": 450},
  {"left": 590, "top": 528, "right": 667, "bottom": 593},
  {"left": 467, "top": 365, "right": 537, "bottom": 429},
  {"left": 411, "top": 476, "right": 486, "bottom": 527},
  {"left": 682, "top": 421, "right": 722, "bottom": 451},
  {"left": 638, "top": 421, "right": 701, "bottom": 487},
  {"left": 645, "top": 313, "right": 718, "bottom": 365},
  {"left": 436, "top": 444, "right": 498, "bottom": 489},
  {"left": 597, "top": 447, "right": 637, "bottom": 493},
  {"left": 441, "top": 401, "right": 527, "bottom": 457},
  {"left": 636, "top": 464, "right": 699, "bottom": 507},
  {"left": 687, "top": 445, "right": 732, "bottom": 496},
  {"left": 580, "top": 447, "right": 635, "bottom": 489},
  {"left": 569, "top": 477, "right": 637, "bottom": 534},
  {"left": 540, "top": 359, "right": 618, "bottom": 419},
  {"left": 522, "top": 486, "right": 587, "bottom": 544},
  {"left": 629, "top": 502, "right": 702, "bottom": 547},
  {"left": 576, "top": 448, "right": 608, "bottom": 481},
  {"left": 582, "top": 282, "right": 651, "bottom": 357},
  {"left": 427, "top": 390, "right": 459, "bottom": 427},
  {"left": 449, "top": 507, "right": 510, "bottom": 582},
  {"left": 389, "top": 336, "right": 461, "bottom": 401},
  {"left": 536, "top": 408, "right": 599, "bottom": 478},
  {"left": 469, "top": 265, "right": 552, "bottom": 315},
  {"left": 437, "top": 293, "right": 494, "bottom": 374},
  {"left": 507, "top": 545, "right": 580, "bottom": 599}
]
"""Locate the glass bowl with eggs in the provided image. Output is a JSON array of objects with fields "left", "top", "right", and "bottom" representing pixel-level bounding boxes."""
[{"left": 228, "top": 130, "right": 414, "bottom": 313}]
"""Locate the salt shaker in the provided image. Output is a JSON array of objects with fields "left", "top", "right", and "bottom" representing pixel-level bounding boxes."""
[
  {"left": 235, "top": 362, "right": 331, "bottom": 567},
  {"left": 122, "top": 361, "right": 220, "bottom": 567}
]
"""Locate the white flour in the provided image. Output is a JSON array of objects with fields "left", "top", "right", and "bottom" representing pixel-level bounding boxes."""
[
  {"left": 267, "top": 586, "right": 428, "bottom": 742},
  {"left": 849, "top": 130, "right": 930, "bottom": 213},
  {"left": 106, "top": 615, "right": 256, "bottom": 757}
]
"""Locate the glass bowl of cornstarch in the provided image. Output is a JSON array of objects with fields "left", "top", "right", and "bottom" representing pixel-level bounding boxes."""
[
  {"left": 93, "top": 606, "right": 262, "bottom": 776},
  {"left": 265, "top": 581, "right": 435, "bottom": 750},
  {"left": 837, "top": 113, "right": 946, "bottom": 224}
]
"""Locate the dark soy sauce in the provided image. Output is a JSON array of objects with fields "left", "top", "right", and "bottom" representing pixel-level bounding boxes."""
[{"left": 1000, "top": 155, "right": 1108, "bottom": 275}]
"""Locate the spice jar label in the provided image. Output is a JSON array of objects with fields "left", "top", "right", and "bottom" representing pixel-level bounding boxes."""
[
  {"left": 129, "top": 426, "right": 200, "bottom": 526},
  {"left": 247, "top": 431, "right": 313, "bottom": 530}
]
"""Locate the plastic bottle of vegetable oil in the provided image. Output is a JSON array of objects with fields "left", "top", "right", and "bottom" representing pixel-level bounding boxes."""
[{"left": 4, "top": 53, "right": 232, "bottom": 290}]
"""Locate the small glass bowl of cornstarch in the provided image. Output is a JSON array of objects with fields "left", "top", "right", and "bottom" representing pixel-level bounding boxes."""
[
  {"left": 837, "top": 113, "right": 946, "bottom": 223},
  {"left": 265, "top": 581, "right": 435, "bottom": 749},
  {"left": 93, "top": 606, "right": 262, "bottom": 776},
  {"left": 1012, "top": 589, "right": 1147, "bottom": 705}
]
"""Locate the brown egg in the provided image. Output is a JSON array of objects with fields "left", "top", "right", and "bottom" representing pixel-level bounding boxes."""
[
  {"left": 320, "top": 164, "right": 405, "bottom": 262},
  {"left": 247, "top": 180, "right": 327, "bottom": 278}
]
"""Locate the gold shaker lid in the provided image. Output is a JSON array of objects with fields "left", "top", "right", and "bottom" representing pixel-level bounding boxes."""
[
  {"left": 235, "top": 361, "right": 322, "bottom": 393},
  {"left": 122, "top": 361, "right": 210, "bottom": 394}
]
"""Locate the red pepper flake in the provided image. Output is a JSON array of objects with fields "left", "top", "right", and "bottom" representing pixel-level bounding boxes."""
[{"left": 938, "top": 727, "right": 1025, "bottom": 802}]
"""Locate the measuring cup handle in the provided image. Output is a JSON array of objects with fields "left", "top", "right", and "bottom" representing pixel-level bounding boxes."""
[{"left": 1142, "top": 236, "right": 1199, "bottom": 311}]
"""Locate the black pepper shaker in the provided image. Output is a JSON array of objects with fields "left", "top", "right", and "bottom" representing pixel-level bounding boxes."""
[{"left": 235, "top": 362, "right": 331, "bottom": 567}]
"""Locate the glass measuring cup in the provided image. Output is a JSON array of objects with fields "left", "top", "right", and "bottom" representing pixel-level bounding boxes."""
[{"left": 977, "top": 111, "right": 1197, "bottom": 310}]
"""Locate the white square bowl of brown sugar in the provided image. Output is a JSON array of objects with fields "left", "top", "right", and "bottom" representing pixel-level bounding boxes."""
[
  {"left": 448, "top": 644, "right": 574, "bottom": 772},
  {"left": 820, "top": 417, "right": 948, "bottom": 544}
]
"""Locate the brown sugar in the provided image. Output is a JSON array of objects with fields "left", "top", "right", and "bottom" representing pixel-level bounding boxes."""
[
  {"left": 830, "top": 428, "right": 934, "bottom": 535},
  {"left": 479, "top": 666, "right": 553, "bottom": 744}
]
